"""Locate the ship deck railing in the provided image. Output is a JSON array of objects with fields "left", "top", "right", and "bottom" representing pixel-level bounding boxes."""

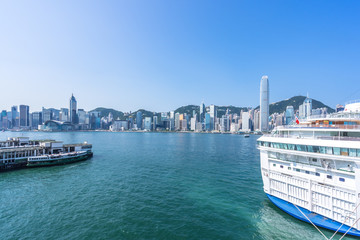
[{"left": 263, "top": 134, "right": 360, "bottom": 141}]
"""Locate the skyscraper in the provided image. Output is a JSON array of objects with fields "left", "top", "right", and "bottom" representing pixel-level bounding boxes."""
[
  {"left": 209, "top": 104, "right": 217, "bottom": 130},
  {"left": 136, "top": 111, "right": 143, "bottom": 130},
  {"left": 285, "top": 106, "right": 294, "bottom": 125},
  {"left": 11, "top": 106, "right": 18, "bottom": 129},
  {"left": 260, "top": 76, "right": 269, "bottom": 132},
  {"left": 70, "top": 94, "right": 78, "bottom": 124},
  {"left": 200, "top": 102, "right": 205, "bottom": 123},
  {"left": 19, "top": 105, "right": 30, "bottom": 127}
]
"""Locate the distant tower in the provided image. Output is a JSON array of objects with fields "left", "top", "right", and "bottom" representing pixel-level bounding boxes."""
[
  {"left": 260, "top": 76, "right": 269, "bottom": 132},
  {"left": 200, "top": 102, "right": 205, "bottom": 123},
  {"left": 70, "top": 94, "right": 78, "bottom": 124}
]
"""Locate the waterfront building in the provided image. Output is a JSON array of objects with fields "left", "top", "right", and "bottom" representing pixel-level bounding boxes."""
[
  {"left": 70, "top": 94, "right": 78, "bottom": 124},
  {"left": 1, "top": 111, "right": 8, "bottom": 129},
  {"left": 60, "top": 108, "right": 69, "bottom": 122},
  {"left": 200, "top": 102, "right": 205, "bottom": 123},
  {"left": 110, "top": 120, "right": 129, "bottom": 131},
  {"left": 230, "top": 122, "right": 239, "bottom": 133},
  {"left": 31, "top": 112, "right": 42, "bottom": 129},
  {"left": 209, "top": 104, "right": 217, "bottom": 131},
  {"left": 254, "top": 109, "right": 260, "bottom": 131},
  {"left": 312, "top": 107, "right": 327, "bottom": 118},
  {"left": 242, "top": 112, "right": 250, "bottom": 132},
  {"left": 153, "top": 115, "right": 158, "bottom": 131},
  {"left": 181, "top": 119, "right": 187, "bottom": 131},
  {"left": 205, "top": 113, "right": 211, "bottom": 131},
  {"left": 136, "top": 111, "right": 143, "bottom": 130},
  {"left": 190, "top": 117, "right": 196, "bottom": 131},
  {"left": 260, "top": 75, "right": 269, "bottom": 132},
  {"left": 299, "top": 97, "right": 312, "bottom": 119},
  {"left": 19, "top": 105, "right": 30, "bottom": 128},
  {"left": 11, "top": 106, "right": 18, "bottom": 129},
  {"left": 175, "top": 113, "right": 180, "bottom": 130},
  {"left": 42, "top": 108, "right": 53, "bottom": 122},
  {"left": 78, "top": 109, "right": 87, "bottom": 124},
  {"left": 144, "top": 117, "right": 152, "bottom": 131},
  {"left": 285, "top": 106, "right": 294, "bottom": 125}
]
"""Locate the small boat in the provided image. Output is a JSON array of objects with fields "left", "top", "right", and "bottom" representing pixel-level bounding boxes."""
[
  {"left": 27, "top": 151, "right": 93, "bottom": 167},
  {"left": 244, "top": 134, "right": 250, "bottom": 138}
]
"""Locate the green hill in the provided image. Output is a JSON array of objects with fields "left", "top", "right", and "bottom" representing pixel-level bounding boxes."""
[
  {"left": 256, "top": 96, "right": 334, "bottom": 115},
  {"left": 91, "top": 107, "right": 124, "bottom": 120}
]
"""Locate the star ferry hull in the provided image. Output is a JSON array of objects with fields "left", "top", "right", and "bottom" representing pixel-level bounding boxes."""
[{"left": 267, "top": 194, "right": 360, "bottom": 237}]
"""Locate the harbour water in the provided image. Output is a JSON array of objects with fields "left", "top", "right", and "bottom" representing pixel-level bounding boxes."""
[{"left": 0, "top": 132, "right": 355, "bottom": 240}]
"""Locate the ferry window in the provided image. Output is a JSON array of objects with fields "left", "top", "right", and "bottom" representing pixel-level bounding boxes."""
[
  {"left": 320, "top": 147, "right": 326, "bottom": 154},
  {"left": 339, "top": 178, "right": 345, "bottom": 182},
  {"left": 305, "top": 171, "right": 310, "bottom": 174},
  {"left": 288, "top": 144, "right": 295, "bottom": 150},
  {"left": 327, "top": 175, "right": 332, "bottom": 179},
  {"left": 326, "top": 147, "right": 333, "bottom": 155},
  {"left": 357, "top": 149, "right": 360, "bottom": 157},
  {"left": 273, "top": 164, "right": 276, "bottom": 167},
  {"left": 349, "top": 149, "right": 357, "bottom": 157},
  {"left": 283, "top": 144, "right": 288, "bottom": 150},
  {"left": 295, "top": 169, "right": 300, "bottom": 172},
  {"left": 333, "top": 148, "right": 341, "bottom": 156},
  {"left": 315, "top": 173, "right": 320, "bottom": 176},
  {"left": 296, "top": 145, "right": 306, "bottom": 152},
  {"left": 340, "top": 148, "right": 349, "bottom": 156},
  {"left": 279, "top": 143, "right": 285, "bottom": 149},
  {"left": 280, "top": 165, "right": 284, "bottom": 168},
  {"left": 312, "top": 158, "right": 317, "bottom": 162},
  {"left": 288, "top": 167, "right": 291, "bottom": 170},
  {"left": 307, "top": 146, "right": 314, "bottom": 152},
  {"left": 313, "top": 146, "right": 320, "bottom": 153},
  {"left": 270, "top": 143, "right": 274, "bottom": 148}
]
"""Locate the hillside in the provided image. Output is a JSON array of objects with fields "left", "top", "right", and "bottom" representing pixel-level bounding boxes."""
[
  {"left": 91, "top": 107, "right": 124, "bottom": 120},
  {"left": 256, "top": 96, "right": 335, "bottom": 115}
]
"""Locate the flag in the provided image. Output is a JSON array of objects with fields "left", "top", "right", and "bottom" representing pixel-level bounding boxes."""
[{"left": 295, "top": 116, "right": 299, "bottom": 124}]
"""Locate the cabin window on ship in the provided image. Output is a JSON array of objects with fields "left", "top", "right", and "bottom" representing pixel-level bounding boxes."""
[
  {"left": 341, "top": 148, "right": 349, "bottom": 156},
  {"left": 326, "top": 147, "right": 333, "bottom": 155},
  {"left": 349, "top": 149, "right": 357, "bottom": 157},
  {"left": 358, "top": 149, "right": 360, "bottom": 157},
  {"left": 288, "top": 144, "right": 295, "bottom": 150},
  {"left": 333, "top": 147, "right": 341, "bottom": 156}
]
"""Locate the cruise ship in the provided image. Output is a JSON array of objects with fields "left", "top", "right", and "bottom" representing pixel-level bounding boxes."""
[
  {"left": 257, "top": 101, "right": 360, "bottom": 238},
  {"left": 0, "top": 137, "right": 93, "bottom": 171}
]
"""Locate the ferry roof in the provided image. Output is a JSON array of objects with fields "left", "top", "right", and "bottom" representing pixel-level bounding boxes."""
[{"left": 0, "top": 146, "right": 44, "bottom": 153}]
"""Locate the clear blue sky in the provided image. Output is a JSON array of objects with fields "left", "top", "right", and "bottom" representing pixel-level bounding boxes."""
[{"left": 1, "top": 0, "right": 359, "bottom": 112}]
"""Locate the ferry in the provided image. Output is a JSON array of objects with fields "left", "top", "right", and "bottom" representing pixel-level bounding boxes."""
[
  {"left": 257, "top": 100, "right": 360, "bottom": 238},
  {"left": 27, "top": 150, "right": 92, "bottom": 167},
  {"left": 0, "top": 137, "right": 92, "bottom": 171}
]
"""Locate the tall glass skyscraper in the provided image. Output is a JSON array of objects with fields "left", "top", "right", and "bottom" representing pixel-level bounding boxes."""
[
  {"left": 70, "top": 94, "right": 78, "bottom": 124},
  {"left": 200, "top": 102, "right": 205, "bottom": 123},
  {"left": 136, "top": 111, "right": 143, "bottom": 130},
  {"left": 260, "top": 76, "right": 269, "bottom": 132},
  {"left": 19, "top": 105, "right": 30, "bottom": 127}
]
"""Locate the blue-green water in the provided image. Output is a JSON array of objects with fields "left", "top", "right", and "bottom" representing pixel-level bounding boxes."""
[{"left": 0, "top": 132, "right": 355, "bottom": 240}]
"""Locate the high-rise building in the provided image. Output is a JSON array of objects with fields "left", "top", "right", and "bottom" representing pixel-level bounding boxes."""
[
  {"left": 175, "top": 113, "right": 180, "bottom": 130},
  {"left": 11, "top": 106, "right": 18, "bottom": 129},
  {"left": 1, "top": 110, "right": 8, "bottom": 129},
  {"left": 285, "top": 106, "right": 294, "bottom": 125},
  {"left": 78, "top": 109, "right": 87, "bottom": 124},
  {"left": 260, "top": 76, "right": 269, "bottom": 132},
  {"left": 205, "top": 113, "right": 211, "bottom": 131},
  {"left": 209, "top": 104, "right": 217, "bottom": 131},
  {"left": 31, "top": 112, "right": 43, "bottom": 129},
  {"left": 299, "top": 97, "right": 312, "bottom": 119},
  {"left": 200, "top": 102, "right": 205, "bottom": 123},
  {"left": 19, "top": 105, "right": 30, "bottom": 127},
  {"left": 70, "top": 94, "right": 78, "bottom": 124},
  {"left": 60, "top": 108, "right": 69, "bottom": 122},
  {"left": 242, "top": 112, "right": 250, "bottom": 131},
  {"left": 136, "top": 111, "right": 143, "bottom": 130},
  {"left": 144, "top": 117, "right": 152, "bottom": 131},
  {"left": 153, "top": 115, "right": 158, "bottom": 131}
]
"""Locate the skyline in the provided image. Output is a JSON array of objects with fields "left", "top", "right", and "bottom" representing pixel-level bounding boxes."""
[{"left": 1, "top": 1, "right": 360, "bottom": 112}]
